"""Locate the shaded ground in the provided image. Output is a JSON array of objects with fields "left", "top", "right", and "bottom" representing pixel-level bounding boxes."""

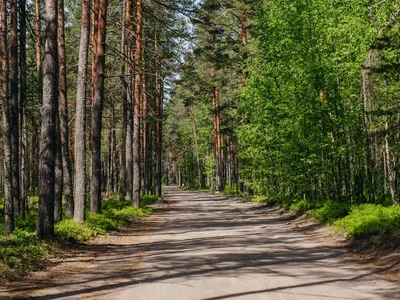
[{"left": 1, "top": 186, "right": 400, "bottom": 299}]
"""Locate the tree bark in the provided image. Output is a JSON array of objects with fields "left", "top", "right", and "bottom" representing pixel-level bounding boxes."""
[
  {"left": 2, "top": 0, "right": 14, "bottom": 234},
  {"left": 36, "top": 0, "right": 43, "bottom": 106},
  {"left": 37, "top": 0, "right": 58, "bottom": 240},
  {"left": 58, "top": 0, "right": 74, "bottom": 217},
  {"left": 125, "top": 0, "right": 133, "bottom": 201},
  {"left": 133, "top": 0, "right": 143, "bottom": 206},
  {"left": 19, "top": 0, "right": 27, "bottom": 218},
  {"left": 142, "top": 48, "right": 151, "bottom": 195},
  {"left": 90, "top": 0, "right": 108, "bottom": 214},
  {"left": 74, "top": 0, "right": 91, "bottom": 221},
  {"left": 154, "top": 25, "right": 162, "bottom": 197},
  {"left": 54, "top": 114, "right": 63, "bottom": 223},
  {"left": 10, "top": 0, "right": 20, "bottom": 216},
  {"left": 119, "top": 0, "right": 127, "bottom": 201}
]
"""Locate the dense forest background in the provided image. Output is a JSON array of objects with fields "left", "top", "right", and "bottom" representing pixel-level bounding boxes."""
[{"left": 2, "top": 0, "right": 400, "bottom": 243}]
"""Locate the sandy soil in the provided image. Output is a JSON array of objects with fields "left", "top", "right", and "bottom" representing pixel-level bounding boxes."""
[{"left": 1, "top": 186, "right": 400, "bottom": 299}]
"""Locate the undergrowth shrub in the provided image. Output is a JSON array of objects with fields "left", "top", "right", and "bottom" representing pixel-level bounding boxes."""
[
  {"left": 140, "top": 195, "right": 161, "bottom": 206},
  {"left": 55, "top": 219, "right": 100, "bottom": 241},
  {"left": 310, "top": 201, "right": 350, "bottom": 224},
  {"left": 221, "top": 185, "right": 242, "bottom": 196},
  {"left": 0, "top": 234, "right": 50, "bottom": 281},
  {"left": 334, "top": 204, "right": 400, "bottom": 238},
  {"left": 289, "top": 199, "right": 320, "bottom": 213}
]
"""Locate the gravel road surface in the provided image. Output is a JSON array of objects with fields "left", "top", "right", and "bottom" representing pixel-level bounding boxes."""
[{"left": 2, "top": 186, "right": 400, "bottom": 299}]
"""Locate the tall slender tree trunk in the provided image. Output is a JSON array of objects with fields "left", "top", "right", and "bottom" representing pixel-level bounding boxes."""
[
  {"left": 74, "top": 0, "right": 91, "bottom": 221},
  {"left": 2, "top": 0, "right": 14, "bottom": 234},
  {"left": 54, "top": 115, "right": 63, "bottom": 223},
  {"left": 58, "top": 0, "right": 74, "bottom": 217},
  {"left": 37, "top": 0, "right": 58, "bottom": 240},
  {"left": 142, "top": 49, "right": 151, "bottom": 195},
  {"left": 125, "top": 0, "right": 133, "bottom": 201},
  {"left": 385, "top": 119, "right": 397, "bottom": 205},
  {"left": 119, "top": 0, "right": 127, "bottom": 201},
  {"left": 35, "top": 0, "right": 43, "bottom": 106},
  {"left": 241, "top": 0, "right": 248, "bottom": 81},
  {"left": 212, "top": 75, "right": 223, "bottom": 192},
  {"left": 19, "top": 0, "right": 27, "bottom": 218},
  {"left": 133, "top": 0, "right": 143, "bottom": 206},
  {"left": 10, "top": 0, "right": 20, "bottom": 216},
  {"left": 154, "top": 25, "right": 162, "bottom": 197},
  {"left": 90, "top": 0, "right": 108, "bottom": 214}
]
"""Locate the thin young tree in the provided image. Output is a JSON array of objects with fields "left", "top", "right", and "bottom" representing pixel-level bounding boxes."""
[
  {"left": 58, "top": 0, "right": 74, "bottom": 217},
  {"left": 74, "top": 0, "right": 91, "bottom": 221},
  {"left": 36, "top": 0, "right": 43, "bottom": 106},
  {"left": 119, "top": 0, "right": 127, "bottom": 202},
  {"left": 19, "top": 0, "right": 28, "bottom": 218},
  {"left": 125, "top": 0, "right": 134, "bottom": 201},
  {"left": 133, "top": 0, "right": 143, "bottom": 206},
  {"left": 10, "top": 0, "right": 20, "bottom": 215},
  {"left": 37, "top": 0, "right": 58, "bottom": 240},
  {"left": 2, "top": 0, "right": 14, "bottom": 234},
  {"left": 154, "top": 24, "right": 162, "bottom": 197}
]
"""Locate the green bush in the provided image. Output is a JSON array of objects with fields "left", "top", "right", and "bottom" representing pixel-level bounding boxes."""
[
  {"left": 221, "top": 185, "right": 242, "bottom": 196},
  {"left": 334, "top": 204, "right": 400, "bottom": 238},
  {"left": 55, "top": 219, "right": 100, "bottom": 241},
  {"left": 289, "top": 199, "right": 320, "bottom": 213},
  {"left": 310, "top": 200, "right": 350, "bottom": 224},
  {"left": 140, "top": 195, "right": 161, "bottom": 206},
  {"left": 86, "top": 214, "right": 119, "bottom": 231},
  {"left": 0, "top": 234, "right": 49, "bottom": 281}
]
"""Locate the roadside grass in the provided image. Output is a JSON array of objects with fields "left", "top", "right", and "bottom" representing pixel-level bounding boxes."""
[
  {"left": 0, "top": 194, "right": 158, "bottom": 281},
  {"left": 251, "top": 195, "right": 400, "bottom": 241}
]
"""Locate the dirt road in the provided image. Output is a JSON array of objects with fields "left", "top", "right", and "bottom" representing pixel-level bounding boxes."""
[{"left": 2, "top": 186, "right": 400, "bottom": 299}]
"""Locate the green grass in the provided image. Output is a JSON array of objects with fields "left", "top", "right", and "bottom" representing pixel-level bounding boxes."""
[
  {"left": 0, "top": 193, "right": 156, "bottom": 281},
  {"left": 251, "top": 194, "right": 400, "bottom": 240},
  {"left": 334, "top": 204, "right": 400, "bottom": 238}
]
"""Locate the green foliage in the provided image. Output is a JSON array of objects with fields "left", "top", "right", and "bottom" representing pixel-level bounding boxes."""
[
  {"left": 289, "top": 200, "right": 320, "bottom": 214},
  {"left": 0, "top": 234, "right": 50, "bottom": 281},
  {"left": 334, "top": 204, "right": 400, "bottom": 238},
  {"left": 310, "top": 201, "right": 350, "bottom": 224},
  {"left": 0, "top": 195, "right": 154, "bottom": 281},
  {"left": 140, "top": 195, "right": 161, "bottom": 206},
  {"left": 221, "top": 185, "right": 242, "bottom": 196},
  {"left": 55, "top": 219, "right": 100, "bottom": 242},
  {"left": 87, "top": 200, "right": 153, "bottom": 231}
]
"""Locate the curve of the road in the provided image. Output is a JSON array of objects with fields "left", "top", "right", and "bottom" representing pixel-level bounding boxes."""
[{"left": 2, "top": 186, "right": 400, "bottom": 299}]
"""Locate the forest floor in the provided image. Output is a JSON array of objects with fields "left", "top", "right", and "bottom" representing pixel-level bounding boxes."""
[{"left": 1, "top": 186, "right": 400, "bottom": 299}]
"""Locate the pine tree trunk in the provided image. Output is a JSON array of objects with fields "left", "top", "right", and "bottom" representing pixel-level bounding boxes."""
[
  {"left": 126, "top": 73, "right": 134, "bottom": 200},
  {"left": 36, "top": 0, "right": 43, "bottom": 105},
  {"left": 54, "top": 114, "right": 63, "bottom": 223},
  {"left": 142, "top": 52, "right": 151, "bottom": 195},
  {"left": 213, "top": 83, "right": 223, "bottom": 192},
  {"left": 154, "top": 26, "right": 162, "bottom": 197},
  {"left": 2, "top": 0, "right": 14, "bottom": 234},
  {"left": 58, "top": 0, "right": 74, "bottom": 217},
  {"left": 19, "top": 0, "right": 27, "bottom": 218},
  {"left": 90, "top": 0, "right": 108, "bottom": 214},
  {"left": 133, "top": 0, "right": 143, "bottom": 206},
  {"left": 385, "top": 119, "right": 397, "bottom": 205},
  {"left": 74, "top": 0, "right": 91, "bottom": 221},
  {"left": 37, "top": 0, "right": 58, "bottom": 240},
  {"left": 10, "top": 0, "right": 20, "bottom": 216},
  {"left": 119, "top": 0, "right": 127, "bottom": 201},
  {"left": 119, "top": 64, "right": 127, "bottom": 201}
]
